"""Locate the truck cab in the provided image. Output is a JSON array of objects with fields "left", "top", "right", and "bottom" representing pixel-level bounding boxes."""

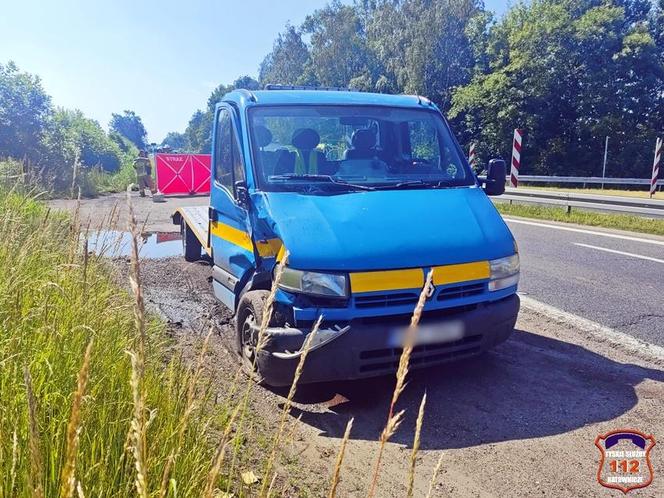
[{"left": 173, "top": 86, "right": 519, "bottom": 386}]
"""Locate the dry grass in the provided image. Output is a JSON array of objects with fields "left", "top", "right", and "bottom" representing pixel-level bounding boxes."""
[
  {"left": 367, "top": 270, "right": 434, "bottom": 498},
  {"left": 328, "top": 418, "right": 354, "bottom": 498},
  {"left": 425, "top": 453, "right": 445, "bottom": 498},
  {"left": 259, "top": 316, "right": 323, "bottom": 497},
  {"left": 407, "top": 393, "right": 427, "bottom": 498},
  {"left": 59, "top": 339, "right": 93, "bottom": 498}
]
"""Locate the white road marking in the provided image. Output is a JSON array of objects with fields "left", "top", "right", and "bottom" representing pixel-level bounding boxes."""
[
  {"left": 504, "top": 217, "right": 664, "bottom": 247},
  {"left": 519, "top": 295, "right": 664, "bottom": 362},
  {"left": 574, "top": 243, "right": 664, "bottom": 264}
]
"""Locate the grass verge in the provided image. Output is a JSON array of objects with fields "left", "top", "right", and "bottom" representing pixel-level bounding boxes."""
[
  {"left": 495, "top": 202, "right": 664, "bottom": 236},
  {"left": 0, "top": 189, "right": 224, "bottom": 496},
  {"left": 521, "top": 185, "right": 663, "bottom": 200}
]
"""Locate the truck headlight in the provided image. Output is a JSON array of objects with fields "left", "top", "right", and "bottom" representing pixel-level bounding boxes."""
[
  {"left": 488, "top": 254, "right": 519, "bottom": 291},
  {"left": 279, "top": 267, "right": 349, "bottom": 298}
]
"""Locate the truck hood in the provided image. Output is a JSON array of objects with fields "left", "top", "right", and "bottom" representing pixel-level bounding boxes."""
[{"left": 252, "top": 187, "right": 515, "bottom": 271}]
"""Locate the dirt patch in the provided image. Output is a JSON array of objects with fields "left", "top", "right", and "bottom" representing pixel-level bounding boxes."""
[{"left": 48, "top": 192, "right": 209, "bottom": 233}]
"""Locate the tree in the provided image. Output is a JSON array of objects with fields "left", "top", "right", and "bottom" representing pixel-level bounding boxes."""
[
  {"left": 450, "top": 0, "right": 664, "bottom": 177},
  {"left": 184, "top": 76, "right": 261, "bottom": 153},
  {"left": 259, "top": 24, "right": 311, "bottom": 86},
  {"left": 184, "top": 110, "right": 212, "bottom": 154},
  {"left": 109, "top": 110, "right": 147, "bottom": 149},
  {"left": 0, "top": 61, "right": 52, "bottom": 162},
  {"left": 366, "top": 0, "right": 483, "bottom": 109},
  {"left": 161, "top": 131, "right": 187, "bottom": 151},
  {"left": 301, "top": 1, "right": 371, "bottom": 87},
  {"left": 43, "top": 109, "right": 123, "bottom": 171}
]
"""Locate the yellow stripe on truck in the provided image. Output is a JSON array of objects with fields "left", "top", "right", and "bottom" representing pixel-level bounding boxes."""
[
  {"left": 210, "top": 220, "right": 283, "bottom": 257},
  {"left": 350, "top": 268, "right": 424, "bottom": 293},
  {"left": 431, "top": 261, "right": 490, "bottom": 285},
  {"left": 210, "top": 221, "right": 254, "bottom": 253},
  {"left": 256, "top": 238, "right": 283, "bottom": 258}
]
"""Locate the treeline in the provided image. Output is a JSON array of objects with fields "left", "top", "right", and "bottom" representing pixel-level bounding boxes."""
[
  {"left": 177, "top": 0, "right": 664, "bottom": 178},
  {"left": 0, "top": 61, "right": 148, "bottom": 193}
]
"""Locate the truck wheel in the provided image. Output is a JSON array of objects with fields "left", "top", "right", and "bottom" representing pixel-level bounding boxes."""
[
  {"left": 236, "top": 290, "right": 270, "bottom": 384},
  {"left": 181, "top": 221, "right": 202, "bottom": 262}
]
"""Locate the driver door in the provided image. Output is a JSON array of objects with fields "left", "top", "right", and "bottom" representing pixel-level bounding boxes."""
[{"left": 209, "top": 105, "right": 254, "bottom": 310}]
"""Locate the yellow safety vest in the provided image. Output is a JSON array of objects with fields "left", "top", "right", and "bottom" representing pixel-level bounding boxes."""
[{"left": 294, "top": 150, "right": 318, "bottom": 175}]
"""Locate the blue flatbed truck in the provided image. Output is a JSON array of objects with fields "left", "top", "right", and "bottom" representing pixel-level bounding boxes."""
[{"left": 173, "top": 86, "right": 520, "bottom": 386}]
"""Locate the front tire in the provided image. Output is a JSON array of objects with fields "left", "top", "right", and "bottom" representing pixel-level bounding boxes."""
[
  {"left": 236, "top": 290, "right": 270, "bottom": 384},
  {"left": 181, "top": 221, "right": 202, "bottom": 262}
]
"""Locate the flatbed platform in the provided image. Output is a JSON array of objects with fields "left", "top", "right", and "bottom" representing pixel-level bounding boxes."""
[{"left": 173, "top": 206, "right": 211, "bottom": 256}]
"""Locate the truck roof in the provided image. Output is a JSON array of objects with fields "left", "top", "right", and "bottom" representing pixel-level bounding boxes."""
[{"left": 221, "top": 89, "right": 437, "bottom": 110}]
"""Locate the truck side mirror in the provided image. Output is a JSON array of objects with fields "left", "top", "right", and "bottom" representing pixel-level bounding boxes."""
[
  {"left": 482, "top": 159, "right": 506, "bottom": 196},
  {"left": 235, "top": 181, "right": 249, "bottom": 207}
]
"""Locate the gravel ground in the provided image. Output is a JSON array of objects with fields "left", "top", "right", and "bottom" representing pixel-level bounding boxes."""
[{"left": 52, "top": 193, "right": 664, "bottom": 497}]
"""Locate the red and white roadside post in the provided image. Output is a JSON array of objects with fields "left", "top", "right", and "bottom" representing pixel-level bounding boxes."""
[
  {"left": 468, "top": 143, "right": 476, "bottom": 169},
  {"left": 510, "top": 129, "right": 523, "bottom": 188},
  {"left": 651, "top": 137, "right": 662, "bottom": 198}
]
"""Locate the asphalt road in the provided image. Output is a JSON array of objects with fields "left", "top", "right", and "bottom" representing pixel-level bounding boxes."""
[{"left": 506, "top": 217, "right": 664, "bottom": 346}]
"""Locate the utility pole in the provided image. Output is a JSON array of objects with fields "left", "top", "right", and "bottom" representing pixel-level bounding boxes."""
[{"left": 601, "top": 136, "right": 609, "bottom": 189}]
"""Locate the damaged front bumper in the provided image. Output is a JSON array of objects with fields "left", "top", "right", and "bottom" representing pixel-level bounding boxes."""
[{"left": 254, "top": 294, "right": 520, "bottom": 386}]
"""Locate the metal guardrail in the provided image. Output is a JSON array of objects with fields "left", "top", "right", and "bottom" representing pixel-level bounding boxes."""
[
  {"left": 507, "top": 175, "right": 652, "bottom": 186},
  {"left": 495, "top": 188, "right": 664, "bottom": 218}
]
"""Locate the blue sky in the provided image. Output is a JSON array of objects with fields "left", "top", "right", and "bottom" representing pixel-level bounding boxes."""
[{"left": 0, "top": 0, "right": 508, "bottom": 142}]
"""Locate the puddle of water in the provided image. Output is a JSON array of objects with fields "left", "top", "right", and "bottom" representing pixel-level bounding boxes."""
[{"left": 84, "top": 230, "right": 183, "bottom": 259}]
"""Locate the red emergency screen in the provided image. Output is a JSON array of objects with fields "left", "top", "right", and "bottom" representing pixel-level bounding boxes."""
[{"left": 155, "top": 153, "right": 211, "bottom": 195}]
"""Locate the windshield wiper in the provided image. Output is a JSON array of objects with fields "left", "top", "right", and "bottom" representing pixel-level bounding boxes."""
[
  {"left": 375, "top": 179, "right": 455, "bottom": 190},
  {"left": 269, "top": 174, "right": 375, "bottom": 191}
]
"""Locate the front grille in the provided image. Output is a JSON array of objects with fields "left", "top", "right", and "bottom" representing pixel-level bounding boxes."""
[
  {"left": 359, "top": 335, "right": 483, "bottom": 373},
  {"left": 436, "top": 282, "right": 485, "bottom": 301},
  {"left": 354, "top": 292, "right": 419, "bottom": 309},
  {"left": 354, "top": 281, "right": 486, "bottom": 310},
  {"left": 357, "top": 303, "right": 478, "bottom": 326}
]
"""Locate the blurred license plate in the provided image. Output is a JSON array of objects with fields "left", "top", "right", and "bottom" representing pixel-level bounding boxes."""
[{"left": 388, "top": 320, "right": 464, "bottom": 347}]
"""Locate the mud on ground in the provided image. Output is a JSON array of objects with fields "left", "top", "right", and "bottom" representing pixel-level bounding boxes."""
[{"left": 54, "top": 194, "right": 664, "bottom": 497}]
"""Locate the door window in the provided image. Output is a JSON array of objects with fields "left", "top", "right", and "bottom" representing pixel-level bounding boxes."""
[
  {"left": 215, "top": 108, "right": 246, "bottom": 197},
  {"left": 214, "top": 109, "right": 233, "bottom": 192}
]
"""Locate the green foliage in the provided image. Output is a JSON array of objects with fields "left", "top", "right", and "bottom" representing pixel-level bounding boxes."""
[
  {"left": 109, "top": 110, "right": 148, "bottom": 150},
  {"left": 450, "top": 0, "right": 664, "bottom": 177},
  {"left": 0, "top": 61, "right": 52, "bottom": 162},
  {"left": 161, "top": 131, "right": 187, "bottom": 151},
  {"left": 184, "top": 110, "right": 213, "bottom": 154},
  {"left": 259, "top": 24, "right": 311, "bottom": 86},
  {"left": 302, "top": 1, "right": 371, "bottom": 88},
  {"left": 57, "top": 109, "right": 123, "bottom": 171},
  {"left": 182, "top": 76, "right": 260, "bottom": 154},
  {"left": 0, "top": 61, "right": 147, "bottom": 196}
]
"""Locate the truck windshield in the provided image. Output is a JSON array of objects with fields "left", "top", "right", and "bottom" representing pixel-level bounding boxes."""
[{"left": 248, "top": 105, "right": 474, "bottom": 192}]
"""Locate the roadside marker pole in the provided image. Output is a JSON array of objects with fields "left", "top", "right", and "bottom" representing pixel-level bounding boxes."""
[
  {"left": 510, "top": 129, "right": 523, "bottom": 188},
  {"left": 651, "top": 137, "right": 661, "bottom": 198},
  {"left": 601, "top": 136, "right": 609, "bottom": 190},
  {"left": 468, "top": 143, "right": 476, "bottom": 169}
]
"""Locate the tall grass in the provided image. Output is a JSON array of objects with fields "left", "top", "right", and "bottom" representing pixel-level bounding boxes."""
[{"left": 0, "top": 190, "right": 216, "bottom": 495}]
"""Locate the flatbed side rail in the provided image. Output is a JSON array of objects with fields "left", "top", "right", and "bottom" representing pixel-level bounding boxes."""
[{"left": 172, "top": 206, "right": 211, "bottom": 256}]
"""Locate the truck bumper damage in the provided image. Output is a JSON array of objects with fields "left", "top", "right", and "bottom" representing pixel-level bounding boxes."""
[{"left": 255, "top": 294, "right": 520, "bottom": 386}]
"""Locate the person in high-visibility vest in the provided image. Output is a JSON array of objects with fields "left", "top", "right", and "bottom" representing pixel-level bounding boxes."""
[{"left": 292, "top": 128, "right": 323, "bottom": 175}]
